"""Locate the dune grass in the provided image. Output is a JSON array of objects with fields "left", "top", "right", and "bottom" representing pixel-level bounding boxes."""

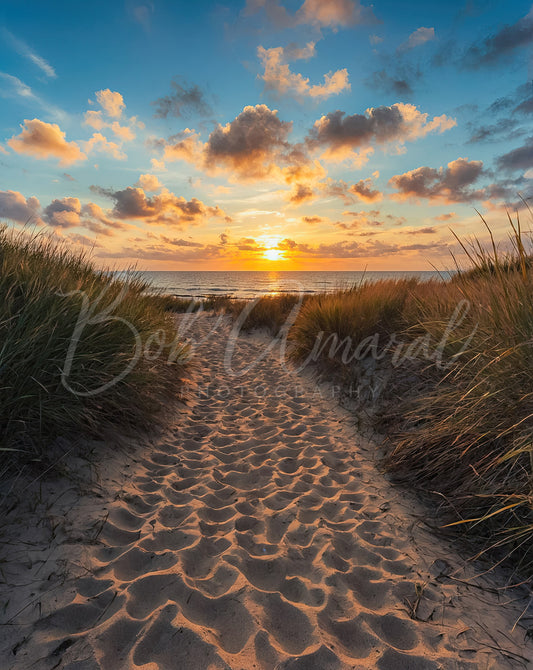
[
  {"left": 223, "top": 217, "right": 533, "bottom": 574},
  {"left": 0, "top": 226, "right": 189, "bottom": 473},
  {"left": 385, "top": 218, "right": 533, "bottom": 573}
]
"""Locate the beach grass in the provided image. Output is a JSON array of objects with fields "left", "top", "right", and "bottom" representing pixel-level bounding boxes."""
[
  {"left": 224, "top": 218, "right": 533, "bottom": 573},
  {"left": 385, "top": 218, "right": 533, "bottom": 572},
  {"left": 0, "top": 226, "right": 189, "bottom": 474}
]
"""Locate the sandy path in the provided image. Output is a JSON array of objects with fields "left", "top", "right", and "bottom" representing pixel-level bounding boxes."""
[{"left": 2, "top": 312, "right": 532, "bottom": 669}]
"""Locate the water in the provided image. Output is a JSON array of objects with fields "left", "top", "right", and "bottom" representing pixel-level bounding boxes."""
[{"left": 135, "top": 270, "right": 450, "bottom": 299}]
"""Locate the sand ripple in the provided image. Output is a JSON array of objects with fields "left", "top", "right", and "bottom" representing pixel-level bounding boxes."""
[{"left": 4, "top": 313, "right": 532, "bottom": 669}]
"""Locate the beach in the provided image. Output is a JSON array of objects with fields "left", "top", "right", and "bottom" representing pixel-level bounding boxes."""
[{"left": 1, "top": 311, "right": 532, "bottom": 670}]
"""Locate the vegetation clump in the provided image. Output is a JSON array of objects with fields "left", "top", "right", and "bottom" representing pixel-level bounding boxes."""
[{"left": 0, "top": 227, "right": 189, "bottom": 472}]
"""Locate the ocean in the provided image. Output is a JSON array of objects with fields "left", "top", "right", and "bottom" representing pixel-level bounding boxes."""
[{"left": 137, "top": 270, "right": 450, "bottom": 299}]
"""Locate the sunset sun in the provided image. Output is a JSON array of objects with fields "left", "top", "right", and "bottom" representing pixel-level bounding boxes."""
[
  {"left": 259, "top": 236, "right": 286, "bottom": 261},
  {"left": 263, "top": 248, "right": 285, "bottom": 261}
]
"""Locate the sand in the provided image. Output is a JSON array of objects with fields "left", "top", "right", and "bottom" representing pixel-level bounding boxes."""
[{"left": 1, "top": 311, "right": 532, "bottom": 669}]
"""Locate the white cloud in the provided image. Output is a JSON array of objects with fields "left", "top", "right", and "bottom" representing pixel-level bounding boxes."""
[
  {"left": 399, "top": 27, "right": 435, "bottom": 52},
  {"left": 2, "top": 28, "right": 57, "bottom": 78}
]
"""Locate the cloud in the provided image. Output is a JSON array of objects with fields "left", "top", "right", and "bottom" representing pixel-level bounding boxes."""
[
  {"left": 0, "top": 190, "right": 41, "bottom": 225},
  {"left": 43, "top": 197, "right": 82, "bottom": 228},
  {"left": 486, "top": 83, "right": 533, "bottom": 116},
  {"left": 404, "top": 226, "right": 437, "bottom": 235},
  {"left": 366, "top": 69, "right": 415, "bottom": 96},
  {"left": 399, "top": 26, "right": 435, "bottom": 52},
  {"left": 302, "top": 215, "right": 323, "bottom": 224},
  {"left": 287, "top": 183, "right": 315, "bottom": 204},
  {"left": 95, "top": 89, "right": 125, "bottom": 118},
  {"left": 243, "top": 0, "right": 376, "bottom": 29},
  {"left": 336, "top": 208, "right": 382, "bottom": 229},
  {"left": 463, "top": 8, "right": 533, "bottom": 68},
  {"left": 84, "top": 106, "right": 140, "bottom": 141},
  {"left": 128, "top": 2, "right": 155, "bottom": 31},
  {"left": 349, "top": 177, "right": 382, "bottom": 202},
  {"left": 434, "top": 212, "right": 456, "bottom": 221},
  {"left": 135, "top": 173, "right": 163, "bottom": 192},
  {"left": 323, "top": 177, "right": 382, "bottom": 204},
  {"left": 514, "top": 96, "right": 533, "bottom": 115},
  {"left": 0, "top": 73, "right": 66, "bottom": 119},
  {"left": 8, "top": 118, "right": 86, "bottom": 165},
  {"left": 307, "top": 103, "right": 456, "bottom": 162},
  {"left": 63, "top": 172, "right": 76, "bottom": 182},
  {"left": 389, "top": 157, "right": 490, "bottom": 202},
  {"left": 151, "top": 158, "right": 166, "bottom": 171},
  {"left": 467, "top": 117, "right": 523, "bottom": 143},
  {"left": 496, "top": 137, "right": 533, "bottom": 172},
  {"left": 268, "top": 237, "right": 447, "bottom": 258},
  {"left": 96, "top": 240, "right": 227, "bottom": 262},
  {"left": 110, "top": 121, "right": 136, "bottom": 141},
  {"left": 152, "top": 105, "right": 329, "bottom": 186},
  {"left": 84, "top": 110, "right": 106, "bottom": 130},
  {"left": 81, "top": 202, "right": 129, "bottom": 232},
  {"left": 2, "top": 29, "right": 56, "bottom": 78},
  {"left": 154, "top": 128, "right": 206, "bottom": 164},
  {"left": 296, "top": 0, "right": 375, "bottom": 28},
  {"left": 155, "top": 234, "right": 204, "bottom": 248},
  {"left": 67, "top": 233, "right": 103, "bottom": 247},
  {"left": 152, "top": 79, "right": 212, "bottom": 118},
  {"left": 83, "top": 133, "right": 126, "bottom": 160},
  {"left": 205, "top": 104, "right": 292, "bottom": 180},
  {"left": 93, "top": 184, "right": 228, "bottom": 227},
  {"left": 369, "top": 34, "right": 383, "bottom": 45},
  {"left": 258, "top": 44, "right": 350, "bottom": 100}
]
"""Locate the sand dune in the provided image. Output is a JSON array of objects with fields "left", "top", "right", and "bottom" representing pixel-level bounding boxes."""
[{"left": 2, "top": 312, "right": 532, "bottom": 669}]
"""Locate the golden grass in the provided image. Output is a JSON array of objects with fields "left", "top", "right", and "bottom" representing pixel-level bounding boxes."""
[{"left": 0, "top": 226, "right": 189, "bottom": 473}]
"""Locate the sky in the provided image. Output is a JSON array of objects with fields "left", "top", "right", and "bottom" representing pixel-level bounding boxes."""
[{"left": 0, "top": 0, "right": 532, "bottom": 271}]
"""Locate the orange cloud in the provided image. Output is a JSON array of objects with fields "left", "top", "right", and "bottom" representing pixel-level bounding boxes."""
[
  {"left": 321, "top": 177, "right": 382, "bottom": 204},
  {"left": 135, "top": 174, "right": 163, "bottom": 192},
  {"left": 84, "top": 110, "right": 106, "bottom": 130},
  {"left": 258, "top": 45, "right": 350, "bottom": 100},
  {"left": 297, "top": 0, "right": 374, "bottom": 27},
  {"left": 43, "top": 197, "right": 82, "bottom": 227},
  {"left": 84, "top": 94, "right": 140, "bottom": 142},
  {"left": 161, "top": 128, "right": 206, "bottom": 164},
  {"left": 286, "top": 183, "right": 316, "bottom": 205},
  {"left": 8, "top": 119, "right": 87, "bottom": 166},
  {"left": 110, "top": 121, "right": 136, "bottom": 141},
  {"left": 150, "top": 158, "right": 166, "bottom": 171},
  {"left": 348, "top": 177, "right": 382, "bottom": 202},
  {"left": 93, "top": 183, "right": 229, "bottom": 228},
  {"left": 155, "top": 105, "right": 326, "bottom": 187},
  {"left": 95, "top": 89, "right": 125, "bottom": 118},
  {"left": 83, "top": 133, "right": 126, "bottom": 160},
  {"left": 244, "top": 0, "right": 375, "bottom": 29},
  {"left": 81, "top": 202, "right": 130, "bottom": 232}
]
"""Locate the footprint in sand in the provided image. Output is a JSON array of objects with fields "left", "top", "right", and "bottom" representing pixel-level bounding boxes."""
[{"left": 5, "top": 313, "right": 532, "bottom": 670}]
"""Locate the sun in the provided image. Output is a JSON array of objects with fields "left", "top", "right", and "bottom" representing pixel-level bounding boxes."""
[
  {"left": 263, "top": 248, "right": 285, "bottom": 261},
  {"left": 259, "top": 235, "right": 286, "bottom": 261}
]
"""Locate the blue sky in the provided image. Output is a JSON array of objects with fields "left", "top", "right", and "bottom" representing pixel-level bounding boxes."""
[{"left": 0, "top": 0, "right": 532, "bottom": 269}]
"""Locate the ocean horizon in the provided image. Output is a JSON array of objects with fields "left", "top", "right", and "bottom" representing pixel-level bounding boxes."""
[{"left": 137, "top": 269, "right": 452, "bottom": 299}]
